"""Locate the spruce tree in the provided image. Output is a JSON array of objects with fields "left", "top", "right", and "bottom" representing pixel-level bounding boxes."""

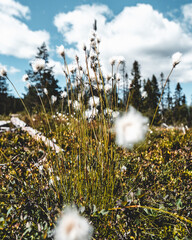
[
  {"left": 129, "top": 61, "right": 142, "bottom": 111},
  {"left": 24, "top": 43, "right": 60, "bottom": 111},
  {"left": 151, "top": 75, "right": 160, "bottom": 108},
  {"left": 0, "top": 75, "right": 8, "bottom": 114},
  {"left": 174, "top": 82, "right": 182, "bottom": 107}
]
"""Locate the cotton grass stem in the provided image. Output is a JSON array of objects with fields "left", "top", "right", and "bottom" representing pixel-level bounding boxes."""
[
  {"left": 6, "top": 76, "right": 34, "bottom": 127},
  {"left": 150, "top": 66, "right": 174, "bottom": 127}
]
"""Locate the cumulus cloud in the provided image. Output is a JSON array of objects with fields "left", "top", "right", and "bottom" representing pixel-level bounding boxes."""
[
  {"left": 54, "top": 3, "right": 192, "bottom": 83},
  {"left": 0, "top": 0, "right": 30, "bottom": 19},
  {"left": 48, "top": 59, "right": 64, "bottom": 76},
  {"left": 182, "top": 3, "right": 192, "bottom": 25},
  {"left": 0, "top": 63, "right": 20, "bottom": 75},
  {"left": 0, "top": 0, "right": 50, "bottom": 59}
]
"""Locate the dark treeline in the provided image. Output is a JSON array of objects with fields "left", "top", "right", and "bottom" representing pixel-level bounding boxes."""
[
  {"left": 0, "top": 76, "right": 23, "bottom": 115},
  {"left": 0, "top": 43, "right": 192, "bottom": 126}
]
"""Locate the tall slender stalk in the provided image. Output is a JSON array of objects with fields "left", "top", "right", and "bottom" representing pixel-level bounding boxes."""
[
  {"left": 6, "top": 76, "right": 34, "bottom": 127},
  {"left": 150, "top": 66, "right": 174, "bottom": 127}
]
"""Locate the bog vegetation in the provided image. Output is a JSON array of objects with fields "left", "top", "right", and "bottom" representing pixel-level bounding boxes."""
[{"left": 0, "top": 28, "right": 192, "bottom": 239}]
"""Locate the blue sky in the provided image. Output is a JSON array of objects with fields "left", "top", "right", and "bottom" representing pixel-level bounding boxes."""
[{"left": 0, "top": 0, "right": 192, "bottom": 104}]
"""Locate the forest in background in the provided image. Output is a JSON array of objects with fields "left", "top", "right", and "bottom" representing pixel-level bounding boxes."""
[{"left": 0, "top": 43, "right": 192, "bottom": 126}]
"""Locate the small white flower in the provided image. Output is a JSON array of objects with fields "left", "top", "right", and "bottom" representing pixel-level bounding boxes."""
[
  {"left": 43, "top": 88, "right": 48, "bottom": 95},
  {"left": 73, "top": 100, "right": 80, "bottom": 110},
  {"left": 82, "top": 43, "right": 87, "bottom": 51},
  {"left": 57, "top": 45, "right": 65, "bottom": 57},
  {"left": 49, "top": 179, "right": 54, "bottom": 186},
  {"left": 22, "top": 74, "right": 28, "bottom": 82},
  {"left": 117, "top": 56, "right": 125, "bottom": 64},
  {"left": 109, "top": 57, "right": 116, "bottom": 66},
  {"left": 121, "top": 165, "right": 127, "bottom": 172},
  {"left": 172, "top": 52, "right": 182, "bottom": 67},
  {"left": 48, "top": 167, "right": 53, "bottom": 174},
  {"left": 69, "top": 65, "right": 76, "bottom": 74},
  {"left": 55, "top": 207, "right": 93, "bottom": 240},
  {"left": 61, "top": 91, "right": 67, "bottom": 98},
  {"left": 89, "top": 96, "right": 99, "bottom": 108},
  {"left": 104, "top": 83, "right": 112, "bottom": 93},
  {"left": 51, "top": 95, "right": 57, "bottom": 104},
  {"left": 115, "top": 107, "right": 148, "bottom": 149},
  {"left": 141, "top": 91, "right": 147, "bottom": 98},
  {"left": 104, "top": 108, "right": 113, "bottom": 116},
  {"left": 84, "top": 108, "right": 98, "bottom": 119},
  {"left": 38, "top": 165, "right": 43, "bottom": 174},
  {"left": 0, "top": 67, "right": 7, "bottom": 76},
  {"left": 32, "top": 58, "right": 45, "bottom": 72},
  {"left": 112, "top": 111, "right": 119, "bottom": 119}
]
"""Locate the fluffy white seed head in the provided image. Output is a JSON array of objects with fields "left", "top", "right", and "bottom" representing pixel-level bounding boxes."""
[
  {"left": 117, "top": 56, "right": 125, "bottom": 64},
  {"left": 61, "top": 91, "right": 67, "bottom": 98},
  {"left": 89, "top": 96, "right": 100, "bottom": 108},
  {"left": 43, "top": 88, "right": 48, "bottom": 95},
  {"left": 73, "top": 100, "right": 80, "bottom": 110},
  {"left": 115, "top": 107, "right": 148, "bottom": 149},
  {"left": 22, "top": 74, "right": 29, "bottom": 82},
  {"left": 55, "top": 207, "right": 93, "bottom": 240},
  {"left": 51, "top": 95, "right": 57, "bottom": 104},
  {"left": 104, "top": 83, "right": 112, "bottom": 93},
  {"left": 172, "top": 52, "right": 182, "bottom": 67},
  {"left": 109, "top": 57, "right": 116, "bottom": 66},
  {"left": 0, "top": 67, "right": 7, "bottom": 77},
  {"left": 57, "top": 45, "right": 65, "bottom": 57},
  {"left": 85, "top": 108, "right": 98, "bottom": 120},
  {"left": 32, "top": 59, "right": 45, "bottom": 72}
]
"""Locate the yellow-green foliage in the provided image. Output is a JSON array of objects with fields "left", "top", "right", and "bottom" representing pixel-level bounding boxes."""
[{"left": 0, "top": 116, "right": 192, "bottom": 239}]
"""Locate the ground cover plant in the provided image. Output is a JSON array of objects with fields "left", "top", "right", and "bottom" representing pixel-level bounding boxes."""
[{"left": 0, "top": 29, "right": 192, "bottom": 239}]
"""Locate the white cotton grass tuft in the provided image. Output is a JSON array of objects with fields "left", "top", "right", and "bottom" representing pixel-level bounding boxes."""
[
  {"left": 115, "top": 107, "right": 148, "bottom": 149},
  {"left": 89, "top": 96, "right": 100, "bottom": 108},
  {"left": 22, "top": 74, "right": 29, "bottom": 82},
  {"left": 61, "top": 91, "right": 67, "bottom": 98},
  {"left": 57, "top": 45, "right": 65, "bottom": 57},
  {"left": 109, "top": 57, "right": 116, "bottom": 66},
  {"left": 0, "top": 67, "right": 7, "bottom": 77},
  {"left": 172, "top": 52, "right": 182, "bottom": 67},
  {"left": 55, "top": 207, "right": 93, "bottom": 240},
  {"left": 117, "top": 56, "right": 125, "bottom": 64},
  {"left": 51, "top": 95, "right": 57, "bottom": 104},
  {"left": 43, "top": 88, "right": 48, "bottom": 95},
  {"left": 73, "top": 100, "right": 80, "bottom": 110},
  {"left": 32, "top": 58, "right": 45, "bottom": 72}
]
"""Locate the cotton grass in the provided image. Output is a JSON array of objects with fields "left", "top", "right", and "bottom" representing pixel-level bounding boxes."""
[
  {"left": 115, "top": 107, "right": 148, "bottom": 149},
  {"left": 55, "top": 207, "right": 93, "bottom": 240}
]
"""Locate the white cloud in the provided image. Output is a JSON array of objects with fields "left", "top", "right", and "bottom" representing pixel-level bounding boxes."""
[
  {"left": 54, "top": 4, "right": 112, "bottom": 45},
  {"left": 54, "top": 3, "right": 192, "bottom": 83},
  {"left": 9, "top": 66, "right": 20, "bottom": 74},
  {"left": 0, "top": 0, "right": 50, "bottom": 59},
  {"left": 182, "top": 3, "right": 192, "bottom": 25},
  {"left": 48, "top": 59, "right": 64, "bottom": 76},
  {"left": 0, "top": 63, "right": 20, "bottom": 75},
  {"left": 0, "top": 0, "right": 30, "bottom": 19}
]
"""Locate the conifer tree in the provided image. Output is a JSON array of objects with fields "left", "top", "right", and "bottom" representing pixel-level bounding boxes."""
[
  {"left": 129, "top": 61, "right": 142, "bottom": 110},
  {"left": 24, "top": 43, "right": 60, "bottom": 111},
  {"left": 0, "top": 75, "right": 8, "bottom": 114},
  {"left": 151, "top": 75, "right": 160, "bottom": 110},
  {"left": 166, "top": 78, "right": 172, "bottom": 109},
  {"left": 174, "top": 82, "right": 182, "bottom": 107}
]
